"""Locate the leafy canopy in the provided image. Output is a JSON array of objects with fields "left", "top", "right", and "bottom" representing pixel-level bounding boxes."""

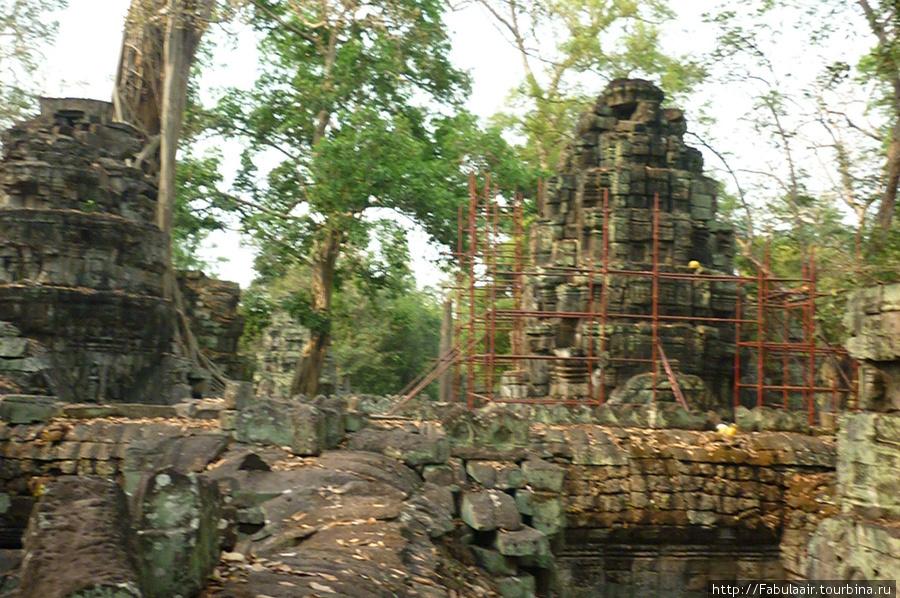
[{"left": 0, "top": 0, "right": 67, "bottom": 129}]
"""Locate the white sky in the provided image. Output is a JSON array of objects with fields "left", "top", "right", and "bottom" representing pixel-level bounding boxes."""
[{"left": 34, "top": 1, "right": 875, "bottom": 289}]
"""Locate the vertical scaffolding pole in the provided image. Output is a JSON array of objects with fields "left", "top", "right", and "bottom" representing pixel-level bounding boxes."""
[
  {"left": 782, "top": 294, "right": 790, "bottom": 409},
  {"left": 488, "top": 197, "right": 499, "bottom": 400},
  {"left": 467, "top": 174, "right": 477, "bottom": 409},
  {"left": 513, "top": 193, "right": 524, "bottom": 359},
  {"left": 599, "top": 188, "right": 610, "bottom": 405},
  {"left": 807, "top": 249, "right": 817, "bottom": 426},
  {"left": 651, "top": 193, "right": 660, "bottom": 403},
  {"left": 756, "top": 242, "right": 769, "bottom": 407},
  {"left": 587, "top": 256, "right": 594, "bottom": 403},
  {"left": 734, "top": 287, "right": 742, "bottom": 412}
]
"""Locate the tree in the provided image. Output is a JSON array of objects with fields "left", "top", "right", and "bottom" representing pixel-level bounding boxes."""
[
  {"left": 210, "top": 0, "right": 531, "bottom": 396},
  {"left": 706, "top": 1, "right": 900, "bottom": 246},
  {"left": 114, "top": 0, "right": 215, "bottom": 237},
  {"left": 239, "top": 224, "right": 444, "bottom": 398},
  {"left": 113, "top": 0, "right": 224, "bottom": 381},
  {"left": 468, "top": 0, "right": 705, "bottom": 172},
  {"left": 855, "top": 0, "right": 900, "bottom": 231},
  {"left": 0, "top": 0, "right": 67, "bottom": 129},
  {"left": 699, "top": 0, "right": 900, "bottom": 343}
]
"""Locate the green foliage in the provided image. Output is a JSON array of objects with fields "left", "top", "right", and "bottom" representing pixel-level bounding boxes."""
[
  {"left": 172, "top": 148, "right": 229, "bottom": 270},
  {"left": 0, "top": 0, "right": 67, "bottom": 129},
  {"left": 331, "top": 280, "right": 443, "bottom": 398},
  {"left": 241, "top": 230, "right": 444, "bottom": 396},
  {"left": 702, "top": 0, "right": 900, "bottom": 344},
  {"left": 479, "top": 0, "right": 705, "bottom": 172}
]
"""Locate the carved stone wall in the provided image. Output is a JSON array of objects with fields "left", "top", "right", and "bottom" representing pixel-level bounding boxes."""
[
  {"left": 177, "top": 270, "right": 248, "bottom": 380},
  {"left": 0, "top": 99, "right": 176, "bottom": 404},
  {"left": 804, "top": 285, "right": 900, "bottom": 581},
  {"left": 252, "top": 311, "right": 336, "bottom": 397},
  {"left": 516, "top": 80, "right": 736, "bottom": 406}
]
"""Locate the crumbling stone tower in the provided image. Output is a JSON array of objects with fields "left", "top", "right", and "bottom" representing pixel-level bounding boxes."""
[
  {"left": 517, "top": 79, "right": 737, "bottom": 408},
  {"left": 0, "top": 98, "right": 177, "bottom": 403}
]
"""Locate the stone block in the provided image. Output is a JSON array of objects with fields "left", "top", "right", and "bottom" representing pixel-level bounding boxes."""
[
  {"left": 0, "top": 337, "right": 27, "bottom": 358},
  {"left": 522, "top": 459, "right": 566, "bottom": 492},
  {"left": 18, "top": 476, "right": 142, "bottom": 598},
  {"left": 466, "top": 461, "right": 524, "bottom": 490},
  {"left": 348, "top": 427, "right": 450, "bottom": 466},
  {"left": 471, "top": 545, "right": 518, "bottom": 576},
  {"left": 235, "top": 398, "right": 325, "bottom": 456},
  {"left": 423, "top": 464, "right": 462, "bottom": 490},
  {"left": 131, "top": 468, "right": 221, "bottom": 598},
  {"left": 530, "top": 492, "right": 565, "bottom": 535},
  {"left": 495, "top": 525, "right": 549, "bottom": 558},
  {"left": 115, "top": 404, "right": 178, "bottom": 419},
  {"left": 461, "top": 490, "right": 522, "bottom": 532},
  {"left": 496, "top": 575, "right": 536, "bottom": 598},
  {"left": 0, "top": 395, "right": 60, "bottom": 424},
  {"left": 405, "top": 483, "right": 456, "bottom": 539},
  {"left": 318, "top": 405, "right": 346, "bottom": 450},
  {"left": 515, "top": 488, "right": 535, "bottom": 517},
  {"left": 62, "top": 404, "right": 117, "bottom": 419},
  {"left": 222, "top": 380, "right": 253, "bottom": 410}
]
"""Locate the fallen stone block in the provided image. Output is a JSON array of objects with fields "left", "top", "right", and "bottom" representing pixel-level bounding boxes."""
[
  {"left": 18, "top": 476, "right": 142, "bottom": 598},
  {"left": 115, "top": 404, "right": 178, "bottom": 420},
  {"left": 61, "top": 404, "right": 117, "bottom": 419},
  {"left": 530, "top": 492, "right": 565, "bottom": 535},
  {"left": 0, "top": 395, "right": 60, "bottom": 424},
  {"left": 461, "top": 490, "right": 521, "bottom": 532},
  {"left": 496, "top": 574, "right": 536, "bottom": 598},
  {"left": 466, "top": 461, "right": 524, "bottom": 490},
  {"left": 122, "top": 433, "right": 229, "bottom": 494},
  {"left": 348, "top": 427, "right": 450, "bottom": 467},
  {"left": 235, "top": 398, "right": 325, "bottom": 456},
  {"left": 404, "top": 483, "right": 455, "bottom": 539},
  {"left": 222, "top": 380, "right": 253, "bottom": 410},
  {"left": 131, "top": 468, "right": 221, "bottom": 598},
  {"left": 522, "top": 459, "right": 566, "bottom": 492},
  {"left": 471, "top": 545, "right": 518, "bottom": 576},
  {"left": 495, "top": 525, "right": 549, "bottom": 557}
]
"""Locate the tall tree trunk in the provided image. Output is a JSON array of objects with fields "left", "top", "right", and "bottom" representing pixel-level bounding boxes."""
[
  {"left": 290, "top": 229, "right": 341, "bottom": 397},
  {"left": 857, "top": 0, "right": 900, "bottom": 231},
  {"left": 113, "top": 0, "right": 165, "bottom": 137},
  {"left": 876, "top": 120, "right": 900, "bottom": 230},
  {"left": 158, "top": 0, "right": 211, "bottom": 235},
  {"left": 113, "top": 0, "right": 221, "bottom": 387}
]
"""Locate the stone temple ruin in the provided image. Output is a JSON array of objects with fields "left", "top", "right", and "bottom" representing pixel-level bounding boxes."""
[
  {"left": 446, "top": 79, "right": 851, "bottom": 424},
  {"left": 0, "top": 98, "right": 245, "bottom": 404},
  {"left": 0, "top": 83, "right": 898, "bottom": 598},
  {"left": 0, "top": 98, "right": 177, "bottom": 404},
  {"left": 517, "top": 79, "right": 736, "bottom": 407}
]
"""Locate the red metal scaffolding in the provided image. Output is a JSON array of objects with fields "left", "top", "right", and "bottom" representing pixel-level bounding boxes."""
[{"left": 398, "top": 175, "right": 856, "bottom": 425}]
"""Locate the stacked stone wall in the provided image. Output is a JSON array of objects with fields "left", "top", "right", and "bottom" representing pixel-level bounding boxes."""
[
  {"left": 0, "top": 98, "right": 175, "bottom": 404},
  {"left": 514, "top": 80, "right": 737, "bottom": 405},
  {"left": 177, "top": 270, "right": 248, "bottom": 380},
  {"left": 804, "top": 284, "right": 900, "bottom": 581}
]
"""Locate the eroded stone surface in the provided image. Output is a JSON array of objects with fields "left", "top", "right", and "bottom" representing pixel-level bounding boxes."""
[
  {"left": 17, "top": 476, "right": 141, "bottom": 598},
  {"left": 504, "top": 79, "right": 736, "bottom": 405},
  {"left": 130, "top": 468, "right": 221, "bottom": 598},
  {"left": 0, "top": 100, "right": 177, "bottom": 404}
]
